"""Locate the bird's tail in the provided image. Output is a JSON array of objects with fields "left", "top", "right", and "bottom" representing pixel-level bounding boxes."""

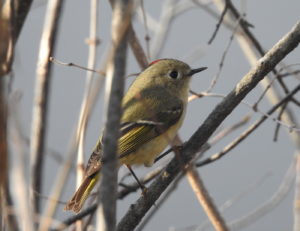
[{"left": 64, "top": 173, "right": 100, "bottom": 213}]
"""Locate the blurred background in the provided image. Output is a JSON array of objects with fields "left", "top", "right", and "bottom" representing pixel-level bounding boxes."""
[{"left": 9, "top": 0, "right": 300, "bottom": 230}]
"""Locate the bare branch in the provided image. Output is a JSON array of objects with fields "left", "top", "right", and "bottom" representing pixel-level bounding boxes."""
[
  {"left": 96, "top": 1, "right": 133, "bottom": 230},
  {"left": 207, "top": 2, "right": 228, "bottom": 44},
  {"left": 29, "top": 0, "right": 64, "bottom": 215},
  {"left": 116, "top": 21, "right": 300, "bottom": 231},
  {"left": 128, "top": 24, "right": 148, "bottom": 69},
  {"left": 49, "top": 57, "right": 103, "bottom": 74},
  {"left": 9, "top": 93, "right": 34, "bottom": 231},
  {"left": 187, "top": 166, "right": 229, "bottom": 231},
  {"left": 206, "top": 16, "right": 241, "bottom": 93},
  {"left": 273, "top": 102, "right": 288, "bottom": 142}
]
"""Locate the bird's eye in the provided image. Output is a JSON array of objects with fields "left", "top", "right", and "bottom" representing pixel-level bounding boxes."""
[{"left": 168, "top": 70, "right": 179, "bottom": 79}]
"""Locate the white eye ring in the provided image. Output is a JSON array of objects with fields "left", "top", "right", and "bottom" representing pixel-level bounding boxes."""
[{"left": 168, "top": 70, "right": 181, "bottom": 79}]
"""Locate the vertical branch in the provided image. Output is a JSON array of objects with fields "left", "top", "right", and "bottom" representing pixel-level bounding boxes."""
[
  {"left": 0, "top": 0, "right": 14, "bottom": 190},
  {"left": 76, "top": 0, "right": 99, "bottom": 230},
  {"left": 1, "top": 1, "right": 35, "bottom": 230},
  {"left": 29, "top": 0, "right": 64, "bottom": 215},
  {"left": 96, "top": 0, "right": 132, "bottom": 230},
  {"left": 1, "top": 1, "right": 17, "bottom": 230},
  {"left": 9, "top": 93, "right": 35, "bottom": 231}
]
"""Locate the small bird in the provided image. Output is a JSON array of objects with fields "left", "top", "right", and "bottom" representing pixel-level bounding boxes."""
[{"left": 64, "top": 59, "right": 207, "bottom": 213}]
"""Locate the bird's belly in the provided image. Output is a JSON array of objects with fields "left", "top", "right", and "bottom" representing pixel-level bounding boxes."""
[{"left": 120, "top": 116, "right": 184, "bottom": 167}]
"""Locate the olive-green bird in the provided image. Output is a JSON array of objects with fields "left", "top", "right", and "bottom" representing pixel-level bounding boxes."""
[{"left": 64, "top": 59, "right": 207, "bottom": 213}]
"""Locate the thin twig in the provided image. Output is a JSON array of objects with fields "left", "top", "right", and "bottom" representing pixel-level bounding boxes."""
[
  {"left": 273, "top": 102, "right": 288, "bottom": 142},
  {"left": 206, "top": 16, "right": 241, "bottom": 93},
  {"left": 189, "top": 91, "right": 300, "bottom": 132},
  {"left": 196, "top": 84, "right": 300, "bottom": 167},
  {"left": 139, "top": 0, "right": 151, "bottom": 60},
  {"left": 208, "top": 1, "right": 228, "bottom": 44},
  {"left": 49, "top": 57, "right": 103, "bottom": 74},
  {"left": 149, "top": 0, "right": 177, "bottom": 59},
  {"left": 278, "top": 70, "right": 300, "bottom": 78},
  {"left": 252, "top": 75, "right": 277, "bottom": 110}
]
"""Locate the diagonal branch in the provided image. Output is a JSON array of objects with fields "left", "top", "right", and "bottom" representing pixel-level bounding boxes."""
[{"left": 116, "top": 21, "right": 300, "bottom": 231}]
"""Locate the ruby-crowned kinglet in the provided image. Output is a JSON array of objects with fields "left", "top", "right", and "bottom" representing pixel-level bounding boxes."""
[{"left": 65, "top": 59, "right": 207, "bottom": 213}]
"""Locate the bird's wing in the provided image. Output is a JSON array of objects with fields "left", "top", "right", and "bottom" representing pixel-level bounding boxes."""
[{"left": 118, "top": 100, "right": 183, "bottom": 159}]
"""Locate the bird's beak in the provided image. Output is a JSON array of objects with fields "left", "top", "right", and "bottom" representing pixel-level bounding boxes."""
[{"left": 188, "top": 67, "right": 207, "bottom": 76}]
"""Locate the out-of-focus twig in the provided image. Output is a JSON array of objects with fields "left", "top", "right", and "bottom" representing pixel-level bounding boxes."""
[
  {"left": 0, "top": 1, "right": 35, "bottom": 229},
  {"left": 128, "top": 24, "right": 148, "bottom": 69},
  {"left": 9, "top": 93, "right": 34, "bottom": 231},
  {"left": 75, "top": 1, "right": 99, "bottom": 229},
  {"left": 96, "top": 1, "right": 133, "bottom": 231},
  {"left": 29, "top": 0, "right": 64, "bottom": 215},
  {"left": 149, "top": 0, "right": 177, "bottom": 59},
  {"left": 228, "top": 157, "right": 295, "bottom": 231},
  {"left": 76, "top": 0, "right": 100, "bottom": 209},
  {"left": 273, "top": 102, "right": 288, "bottom": 142}
]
